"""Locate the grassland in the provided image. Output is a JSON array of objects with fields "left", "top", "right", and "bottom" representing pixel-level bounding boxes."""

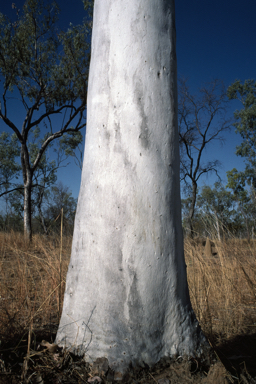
[{"left": 0, "top": 232, "right": 255, "bottom": 383}]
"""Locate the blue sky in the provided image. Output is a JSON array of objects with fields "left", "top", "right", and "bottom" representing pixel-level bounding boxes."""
[
  {"left": 0, "top": 0, "right": 256, "bottom": 200},
  {"left": 176, "top": 0, "right": 256, "bottom": 189}
]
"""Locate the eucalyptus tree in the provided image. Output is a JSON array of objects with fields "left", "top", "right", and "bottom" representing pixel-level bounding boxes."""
[
  {"left": 227, "top": 79, "right": 256, "bottom": 182},
  {"left": 179, "top": 79, "right": 231, "bottom": 237},
  {"left": 227, "top": 80, "right": 256, "bottom": 197},
  {"left": 57, "top": 0, "right": 209, "bottom": 377},
  {"left": 0, "top": 0, "right": 93, "bottom": 240},
  {"left": 226, "top": 80, "right": 256, "bottom": 238},
  {"left": 227, "top": 169, "right": 256, "bottom": 238}
]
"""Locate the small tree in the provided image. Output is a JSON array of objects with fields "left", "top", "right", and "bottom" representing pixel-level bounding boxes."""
[
  {"left": 179, "top": 79, "right": 231, "bottom": 237},
  {"left": 39, "top": 181, "right": 77, "bottom": 235},
  {"left": 227, "top": 168, "right": 256, "bottom": 239},
  {"left": 197, "top": 182, "right": 236, "bottom": 240},
  {"left": 0, "top": 0, "right": 92, "bottom": 240},
  {"left": 181, "top": 193, "right": 205, "bottom": 236}
]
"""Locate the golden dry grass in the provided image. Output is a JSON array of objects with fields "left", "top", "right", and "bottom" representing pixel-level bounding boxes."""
[
  {"left": 0, "top": 232, "right": 256, "bottom": 381},
  {"left": 1, "top": 232, "right": 256, "bottom": 340},
  {"left": 185, "top": 237, "right": 256, "bottom": 342},
  {"left": 0, "top": 232, "right": 71, "bottom": 345}
]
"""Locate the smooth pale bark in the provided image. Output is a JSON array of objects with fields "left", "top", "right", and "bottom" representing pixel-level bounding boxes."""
[
  {"left": 57, "top": 0, "right": 208, "bottom": 374},
  {"left": 23, "top": 182, "right": 32, "bottom": 240},
  {"left": 21, "top": 146, "right": 33, "bottom": 242},
  {"left": 188, "top": 181, "right": 198, "bottom": 238}
]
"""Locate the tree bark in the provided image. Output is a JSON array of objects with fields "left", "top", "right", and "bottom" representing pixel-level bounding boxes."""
[
  {"left": 21, "top": 145, "right": 33, "bottom": 242},
  {"left": 24, "top": 180, "right": 32, "bottom": 241},
  {"left": 37, "top": 187, "right": 48, "bottom": 235},
  {"left": 56, "top": 0, "right": 209, "bottom": 374},
  {"left": 213, "top": 211, "right": 221, "bottom": 241},
  {"left": 187, "top": 181, "right": 197, "bottom": 238}
]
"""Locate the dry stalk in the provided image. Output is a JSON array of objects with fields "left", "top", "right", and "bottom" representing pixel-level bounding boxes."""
[
  {"left": 21, "top": 321, "right": 33, "bottom": 382},
  {"left": 59, "top": 207, "right": 64, "bottom": 322}
]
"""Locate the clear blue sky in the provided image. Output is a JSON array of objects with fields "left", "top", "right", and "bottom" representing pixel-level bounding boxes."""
[
  {"left": 176, "top": 0, "right": 256, "bottom": 190},
  {"left": 0, "top": 0, "right": 256, "bottom": 200}
]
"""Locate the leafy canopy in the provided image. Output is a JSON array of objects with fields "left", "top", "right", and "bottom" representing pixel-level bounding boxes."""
[
  {"left": 227, "top": 79, "right": 256, "bottom": 188},
  {"left": 0, "top": 0, "right": 91, "bottom": 114},
  {"left": 0, "top": 0, "right": 93, "bottom": 238}
]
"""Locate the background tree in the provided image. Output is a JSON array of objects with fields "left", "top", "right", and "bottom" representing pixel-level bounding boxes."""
[
  {"left": 227, "top": 168, "right": 256, "bottom": 239},
  {"left": 179, "top": 79, "right": 231, "bottom": 237},
  {"left": 227, "top": 80, "right": 256, "bottom": 189},
  {"left": 226, "top": 79, "right": 256, "bottom": 239},
  {"left": 0, "top": 0, "right": 92, "bottom": 240},
  {"left": 37, "top": 181, "right": 77, "bottom": 235},
  {"left": 197, "top": 182, "right": 236, "bottom": 240},
  {"left": 0, "top": 128, "right": 81, "bottom": 234},
  {"left": 181, "top": 193, "right": 206, "bottom": 236}
]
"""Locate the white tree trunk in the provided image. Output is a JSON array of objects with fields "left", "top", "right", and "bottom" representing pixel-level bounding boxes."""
[{"left": 56, "top": 0, "right": 208, "bottom": 374}]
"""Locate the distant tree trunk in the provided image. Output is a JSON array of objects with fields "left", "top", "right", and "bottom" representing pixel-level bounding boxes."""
[
  {"left": 21, "top": 146, "right": 33, "bottom": 241},
  {"left": 188, "top": 181, "right": 197, "bottom": 238},
  {"left": 56, "top": 0, "right": 209, "bottom": 375},
  {"left": 37, "top": 187, "right": 48, "bottom": 235},
  {"left": 23, "top": 181, "right": 32, "bottom": 241},
  {"left": 239, "top": 204, "right": 250, "bottom": 241},
  {"left": 213, "top": 211, "right": 221, "bottom": 241}
]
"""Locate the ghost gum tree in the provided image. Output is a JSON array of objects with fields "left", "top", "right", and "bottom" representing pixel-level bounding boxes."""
[{"left": 57, "top": 0, "right": 209, "bottom": 375}]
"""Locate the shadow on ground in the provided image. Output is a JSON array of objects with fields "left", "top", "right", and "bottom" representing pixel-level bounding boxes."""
[
  {"left": 0, "top": 330, "right": 256, "bottom": 383},
  {"left": 215, "top": 332, "right": 256, "bottom": 381}
]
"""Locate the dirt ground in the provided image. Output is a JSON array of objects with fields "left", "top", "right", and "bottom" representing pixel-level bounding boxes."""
[
  {"left": 0, "top": 348, "right": 229, "bottom": 384},
  {"left": 0, "top": 334, "right": 255, "bottom": 384}
]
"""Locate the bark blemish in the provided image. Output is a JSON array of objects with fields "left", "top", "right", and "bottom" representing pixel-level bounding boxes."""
[
  {"left": 103, "top": 124, "right": 111, "bottom": 143},
  {"left": 135, "top": 84, "right": 150, "bottom": 149}
]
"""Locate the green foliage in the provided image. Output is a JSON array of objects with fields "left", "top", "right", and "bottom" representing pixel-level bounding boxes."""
[
  {"left": 196, "top": 182, "right": 237, "bottom": 238},
  {"left": 227, "top": 79, "right": 256, "bottom": 187},
  {"left": 38, "top": 181, "right": 77, "bottom": 235},
  {"left": 82, "top": 0, "right": 94, "bottom": 16},
  {"left": 0, "top": 0, "right": 92, "bottom": 237},
  {"left": 0, "top": 181, "right": 77, "bottom": 234},
  {"left": 198, "top": 182, "right": 234, "bottom": 220},
  {"left": 181, "top": 195, "right": 205, "bottom": 236},
  {"left": 182, "top": 180, "right": 256, "bottom": 239},
  {"left": 0, "top": 132, "right": 21, "bottom": 195},
  {"left": 227, "top": 168, "right": 256, "bottom": 238},
  {"left": 0, "top": 0, "right": 60, "bottom": 101},
  {"left": 0, "top": 210, "right": 23, "bottom": 232},
  {"left": 0, "top": 0, "right": 91, "bottom": 108},
  {"left": 59, "top": 131, "right": 83, "bottom": 168},
  {"left": 226, "top": 168, "right": 247, "bottom": 195},
  {"left": 226, "top": 79, "right": 256, "bottom": 237}
]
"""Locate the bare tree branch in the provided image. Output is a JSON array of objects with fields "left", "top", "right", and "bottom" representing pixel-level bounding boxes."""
[{"left": 179, "top": 78, "right": 231, "bottom": 236}]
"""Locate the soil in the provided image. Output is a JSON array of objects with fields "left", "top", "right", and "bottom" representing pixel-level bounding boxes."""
[{"left": 0, "top": 334, "right": 255, "bottom": 384}]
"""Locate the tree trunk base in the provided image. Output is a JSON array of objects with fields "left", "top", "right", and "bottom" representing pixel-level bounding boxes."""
[{"left": 79, "top": 350, "right": 229, "bottom": 384}]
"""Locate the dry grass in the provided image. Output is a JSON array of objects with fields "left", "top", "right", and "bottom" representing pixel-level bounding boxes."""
[
  {"left": 185, "top": 237, "right": 256, "bottom": 340},
  {"left": 185, "top": 236, "right": 256, "bottom": 380},
  {"left": 0, "top": 232, "right": 256, "bottom": 382},
  {"left": 0, "top": 232, "right": 71, "bottom": 346}
]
